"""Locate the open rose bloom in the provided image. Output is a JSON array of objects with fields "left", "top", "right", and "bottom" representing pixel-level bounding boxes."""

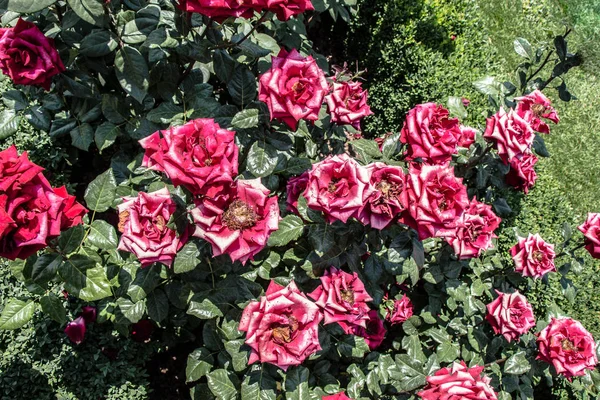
[
  {"left": 325, "top": 80, "right": 373, "bottom": 128},
  {"left": 0, "top": 19, "right": 65, "bottom": 90},
  {"left": 515, "top": 90, "right": 559, "bottom": 134},
  {"left": 510, "top": 233, "right": 556, "bottom": 278},
  {"left": 537, "top": 318, "right": 598, "bottom": 379},
  {"left": 139, "top": 118, "right": 239, "bottom": 196},
  {"left": 191, "top": 179, "right": 279, "bottom": 264},
  {"left": 117, "top": 188, "right": 187, "bottom": 267},
  {"left": 446, "top": 199, "right": 501, "bottom": 259},
  {"left": 385, "top": 294, "right": 413, "bottom": 325},
  {"left": 418, "top": 361, "right": 498, "bottom": 400},
  {"left": 0, "top": 146, "right": 86, "bottom": 259},
  {"left": 259, "top": 48, "right": 329, "bottom": 130},
  {"left": 322, "top": 392, "right": 352, "bottom": 400},
  {"left": 178, "top": 0, "right": 314, "bottom": 21},
  {"left": 578, "top": 213, "right": 600, "bottom": 259},
  {"left": 309, "top": 267, "right": 372, "bottom": 333},
  {"left": 239, "top": 281, "right": 323, "bottom": 370},
  {"left": 348, "top": 310, "right": 386, "bottom": 350},
  {"left": 485, "top": 291, "right": 535, "bottom": 342},
  {"left": 483, "top": 107, "right": 535, "bottom": 164},
  {"left": 505, "top": 153, "right": 538, "bottom": 194}
]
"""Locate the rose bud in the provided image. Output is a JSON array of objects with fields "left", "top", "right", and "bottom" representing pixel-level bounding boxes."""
[
  {"left": 81, "top": 306, "right": 97, "bottom": 324},
  {"left": 64, "top": 316, "right": 86, "bottom": 345}
]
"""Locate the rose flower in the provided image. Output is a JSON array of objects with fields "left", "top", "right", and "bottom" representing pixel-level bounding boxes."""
[
  {"left": 505, "top": 153, "right": 538, "bottom": 194},
  {"left": 400, "top": 103, "right": 463, "bottom": 164},
  {"left": 177, "top": 0, "right": 254, "bottom": 21},
  {"left": 259, "top": 48, "right": 329, "bottom": 130},
  {"left": 260, "top": 0, "right": 315, "bottom": 21},
  {"left": 239, "top": 281, "right": 323, "bottom": 370},
  {"left": 457, "top": 126, "right": 477, "bottom": 149},
  {"left": 0, "top": 18, "right": 65, "bottom": 90},
  {"left": 515, "top": 90, "right": 559, "bottom": 134},
  {"left": 537, "top": 317, "right": 598, "bottom": 379},
  {"left": 322, "top": 393, "right": 352, "bottom": 400},
  {"left": 384, "top": 294, "right": 413, "bottom": 325},
  {"left": 64, "top": 316, "right": 86, "bottom": 345},
  {"left": 578, "top": 213, "right": 600, "bottom": 259},
  {"left": 485, "top": 291, "right": 535, "bottom": 342},
  {"left": 139, "top": 118, "right": 239, "bottom": 196},
  {"left": 348, "top": 310, "right": 386, "bottom": 350},
  {"left": 285, "top": 172, "right": 309, "bottom": 215},
  {"left": 117, "top": 188, "right": 187, "bottom": 267},
  {"left": 308, "top": 267, "right": 373, "bottom": 333},
  {"left": 191, "top": 179, "right": 279, "bottom": 265},
  {"left": 357, "top": 163, "right": 407, "bottom": 230},
  {"left": 418, "top": 361, "right": 498, "bottom": 400},
  {"left": 483, "top": 107, "right": 535, "bottom": 164},
  {"left": 510, "top": 233, "right": 556, "bottom": 279},
  {"left": 325, "top": 80, "right": 373, "bottom": 128},
  {"left": 303, "top": 154, "right": 369, "bottom": 224}
]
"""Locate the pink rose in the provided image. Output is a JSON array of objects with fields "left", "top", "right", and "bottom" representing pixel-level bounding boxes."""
[
  {"left": 259, "top": 48, "right": 329, "bottom": 130},
  {"left": 505, "top": 153, "right": 538, "bottom": 194},
  {"left": 308, "top": 267, "right": 373, "bottom": 333},
  {"left": 239, "top": 281, "right": 323, "bottom": 370},
  {"left": 418, "top": 361, "right": 498, "bottom": 400},
  {"left": 139, "top": 118, "right": 239, "bottom": 196},
  {"left": 0, "top": 146, "right": 87, "bottom": 260},
  {"left": 177, "top": 0, "right": 254, "bottom": 20},
  {"left": 349, "top": 310, "right": 386, "bottom": 350},
  {"left": 483, "top": 107, "right": 535, "bottom": 163},
  {"left": 515, "top": 90, "right": 559, "bottom": 134},
  {"left": 510, "top": 233, "right": 556, "bottom": 279},
  {"left": 325, "top": 80, "right": 373, "bottom": 128},
  {"left": 578, "top": 213, "right": 600, "bottom": 259},
  {"left": 117, "top": 188, "right": 187, "bottom": 267},
  {"left": 537, "top": 318, "right": 598, "bottom": 379},
  {"left": 81, "top": 306, "right": 97, "bottom": 324},
  {"left": 259, "top": 0, "right": 315, "bottom": 21},
  {"left": 400, "top": 103, "right": 462, "bottom": 164},
  {"left": 457, "top": 126, "right": 476, "bottom": 148},
  {"left": 384, "top": 294, "right": 413, "bottom": 325},
  {"left": 191, "top": 179, "right": 279, "bottom": 265},
  {"left": 446, "top": 199, "right": 501, "bottom": 259},
  {"left": 64, "top": 316, "right": 86, "bottom": 345},
  {"left": 0, "top": 19, "right": 65, "bottom": 90},
  {"left": 485, "top": 291, "right": 535, "bottom": 342},
  {"left": 403, "top": 164, "right": 469, "bottom": 240},
  {"left": 322, "top": 393, "right": 352, "bottom": 400},
  {"left": 357, "top": 163, "right": 407, "bottom": 230},
  {"left": 303, "top": 154, "right": 369, "bottom": 224},
  {"left": 286, "top": 172, "right": 309, "bottom": 214}
]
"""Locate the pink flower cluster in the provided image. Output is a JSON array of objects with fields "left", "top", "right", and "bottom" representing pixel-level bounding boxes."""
[
  {"left": 484, "top": 90, "right": 559, "bottom": 193},
  {"left": 178, "top": 0, "right": 314, "bottom": 21}
]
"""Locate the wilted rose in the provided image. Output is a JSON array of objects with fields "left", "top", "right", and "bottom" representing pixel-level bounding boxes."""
[
  {"left": 239, "top": 281, "right": 323, "bottom": 370},
  {"left": 510, "top": 233, "right": 556, "bottom": 279},
  {"left": 485, "top": 291, "right": 535, "bottom": 342}
]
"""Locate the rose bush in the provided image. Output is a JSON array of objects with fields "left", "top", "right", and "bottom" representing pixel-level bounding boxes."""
[{"left": 0, "top": 1, "right": 597, "bottom": 399}]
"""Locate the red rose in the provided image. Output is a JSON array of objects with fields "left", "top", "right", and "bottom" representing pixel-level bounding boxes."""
[
  {"left": 578, "top": 213, "right": 600, "bottom": 259},
  {"left": 325, "top": 80, "right": 373, "bottom": 128},
  {"left": 457, "top": 126, "right": 476, "bottom": 148},
  {"left": 384, "top": 294, "right": 413, "bottom": 325},
  {"left": 349, "top": 310, "right": 386, "bottom": 350},
  {"left": 259, "top": 0, "right": 315, "bottom": 20},
  {"left": 0, "top": 19, "right": 65, "bottom": 90},
  {"left": 505, "top": 153, "right": 538, "bottom": 194},
  {"left": 537, "top": 318, "right": 598, "bottom": 379},
  {"left": 308, "top": 267, "right": 372, "bottom": 333},
  {"left": 446, "top": 199, "right": 501, "bottom": 259},
  {"left": 322, "top": 393, "right": 352, "bottom": 400},
  {"left": 81, "top": 306, "right": 97, "bottom": 324},
  {"left": 357, "top": 162, "right": 407, "bottom": 230},
  {"left": 0, "top": 146, "right": 87, "bottom": 260},
  {"left": 418, "top": 361, "right": 498, "bottom": 400},
  {"left": 117, "top": 188, "right": 188, "bottom": 267},
  {"left": 483, "top": 107, "right": 534, "bottom": 163},
  {"left": 285, "top": 172, "right": 309, "bottom": 214},
  {"left": 259, "top": 48, "right": 329, "bottom": 130},
  {"left": 239, "top": 281, "right": 323, "bottom": 370},
  {"left": 191, "top": 179, "right": 279, "bottom": 264},
  {"left": 510, "top": 233, "right": 556, "bottom": 279},
  {"left": 303, "top": 154, "right": 370, "bottom": 224},
  {"left": 177, "top": 0, "right": 254, "bottom": 21},
  {"left": 515, "top": 90, "right": 559, "bottom": 134},
  {"left": 64, "top": 316, "right": 86, "bottom": 345},
  {"left": 139, "top": 119, "right": 239, "bottom": 196},
  {"left": 485, "top": 291, "right": 535, "bottom": 342},
  {"left": 403, "top": 164, "right": 469, "bottom": 240},
  {"left": 400, "top": 103, "right": 462, "bottom": 164}
]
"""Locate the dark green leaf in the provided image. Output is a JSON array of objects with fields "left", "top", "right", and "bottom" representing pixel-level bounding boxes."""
[
  {"left": 117, "top": 297, "right": 145, "bottom": 323},
  {"left": 50, "top": 118, "right": 77, "bottom": 139},
  {"left": 115, "top": 46, "right": 149, "bottom": 104},
  {"left": 241, "top": 369, "right": 277, "bottom": 400},
  {"left": 504, "top": 351, "right": 530, "bottom": 375},
  {"left": 554, "top": 36, "right": 567, "bottom": 61},
  {"left": 350, "top": 139, "right": 381, "bottom": 163},
  {"left": 59, "top": 255, "right": 112, "bottom": 301},
  {"left": 0, "top": 299, "right": 36, "bottom": 330},
  {"left": 70, "top": 123, "right": 94, "bottom": 151},
  {"left": 80, "top": 31, "right": 119, "bottom": 57},
  {"left": 492, "top": 198, "right": 512, "bottom": 217},
  {"left": 95, "top": 122, "right": 119, "bottom": 153},
  {"left": 186, "top": 347, "right": 213, "bottom": 383},
  {"left": 268, "top": 215, "right": 304, "bottom": 247},
  {"left": 67, "top": 0, "right": 107, "bottom": 27},
  {"left": 31, "top": 253, "right": 62, "bottom": 285},
  {"left": 146, "top": 102, "right": 184, "bottom": 124},
  {"left": 102, "top": 95, "right": 129, "bottom": 124},
  {"left": 173, "top": 241, "right": 201, "bottom": 274},
  {"left": 6, "top": 0, "right": 56, "bottom": 12},
  {"left": 58, "top": 225, "right": 85, "bottom": 254},
  {"left": 127, "top": 264, "right": 162, "bottom": 303},
  {"left": 24, "top": 105, "right": 51, "bottom": 131},
  {"left": 2, "top": 90, "right": 28, "bottom": 111},
  {"left": 231, "top": 109, "right": 259, "bottom": 129},
  {"left": 308, "top": 224, "right": 335, "bottom": 254},
  {"left": 87, "top": 220, "right": 119, "bottom": 249},
  {"left": 84, "top": 169, "right": 117, "bottom": 212},
  {"left": 213, "top": 50, "right": 236, "bottom": 83},
  {"left": 247, "top": 142, "right": 278, "bottom": 177},
  {"left": 40, "top": 294, "right": 67, "bottom": 324},
  {"left": 146, "top": 289, "right": 169, "bottom": 323},
  {"left": 532, "top": 134, "right": 550, "bottom": 157},
  {"left": 228, "top": 65, "right": 256, "bottom": 106}
]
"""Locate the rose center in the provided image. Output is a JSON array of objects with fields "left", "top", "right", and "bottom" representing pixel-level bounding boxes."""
[
  {"left": 118, "top": 211, "right": 130, "bottom": 233},
  {"left": 292, "top": 81, "right": 305, "bottom": 94},
  {"left": 272, "top": 316, "right": 299, "bottom": 344},
  {"left": 340, "top": 289, "right": 355, "bottom": 305},
  {"left": 328, "top": 178, "right": 340, "bottom": 194},
  {"left": 154, "top": 215, "right": 166, "bottom": 232},
  {"left": 561, "top": 338, "right": 578, "bottom": 352},
  {"left": 533, "top": 250, "right": 544, "bottom": 262},
  {"left": 531, "top": 104, "right": 547, "bottom": 117},
  {"left": 222, "top": 200, "right": 258, "bottom": 231}
]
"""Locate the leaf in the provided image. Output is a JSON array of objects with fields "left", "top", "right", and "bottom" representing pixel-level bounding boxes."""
[
  {"left": 67, "top": 0, "right": 106, "bottom": 27},
  {"left": 532, "top": 134, "right": 550, "bottom": 157},
  {"left": 554, "top": 36, "right": 567, "bottom": 61},
  {"left": 241, "top": 369, "right": 277, "bottom": 400},
  {"left": 350, "top": 139, "right": 381, "bottom": 163},
  {"left": 231, "top": 109, "right": 259, "bottom": 129},
  {"left": 492, "top": 198, "right": 512, "bottom": 217},
  {"left": 473, "top": 76, "right": 501, "bottom": 96},
  {"left": 268, "top": 215, "right": 304, "bottom": 247},
  {"left": 213, "top": 49, "right": 236, "bottom": 83},
  {"left": 31, "top": 253, "right": 62, "bottom": 284},
  {"left": 513, "top": 38, "right": 534, "bottom": 59},
  {"left": 146, "top": 289, "right": 169, "bottom": 323},
  {"left": 115, "top": 46, "right": 149, "bottom": 104},
  {"left": 127, "top": 264, "right": 161, "bottom": 303},
  {"left": 447, "top": 96, "right": 468, "bottom": 119},
  {"left": 436, "top": 341, "right": 460, "bottom": 363},
  {"left": 59, "top": 255, "right": 112, "bottom": 301},
  {"left": 87, "top": 220, "right": 119, "bottom": 250},
  {"left": 224, "top": 339, "right": 249, "bottom": 372},
  {"left": 186, "top": 347, "right": 213, "bottom": 383},
  {"left": 6, "top": 0, "right": 56, "bottom": 12},
  {"left": 228, "top": 64, "right": 256, "bottom": 106},
  {"left": 173, "top": 241, "right": 201, "bottom": 274},
  {"left": 84, "top": 169, "right": 117, "bottom": 212},
  {"left": 308, "top": 224, "right": 335, "bottom": 254},
  {"left": 0, "top": 299, "right": 36, "bottom": 330},
  {"left": 117, "top": 297, "right": 145, "bottom": 323},
  {"left": 40, "top": 294, "right": 67, "bottom": 324},
  {"left": 146, "top": 102, "right": 184, "bottom": 124},
  {"left": 246, "top": 142, "right": 278, "bottom": 178},
  {"left": 58, "top": 225, "right": 85, "bottom": 254},
  {"left": 393, "top": 354, "right": 426, "bottom": 392},
  {"left": 2, "top": 90, "right": 28, "bottom": 111},
  {"left": 24, "top": 106, "right": 51, "bottom": 131},
  {"left": 70, "top": 123, "right": 94, "bottom": 151},
  {"left": 187, "top": 297, "right": 223, "bottom": 320},
  {"left": 504, "top": 351, "right": 531, "bottom": 375},
  {"left": 50, "top": 118, "right": 77, "bottom": 139},
  {"left": 285, "top": 367, "right": 311, "bottom": 400},
  {"left": 207, "top": 369, "right": 240, "bottom": 400},
  {"left": 95, "top": 122, "right": 119, "bottom": 153},
  {"left": 80, "top": 31, "right": 119, "bottom": 57}
]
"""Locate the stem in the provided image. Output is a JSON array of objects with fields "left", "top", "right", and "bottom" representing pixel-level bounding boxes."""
[
  {"left": 526, "top": 50, "right": 554, "bottom": 83},
  {"left": 484, "top": 357, "right": 507, "bottom": 368},
  {"left": 54, "top": 3, "right": 63, "bottom": 23},
  {"left": 555, "top": 242, "right": 586, "bottom": 258},
  {"left": 464, "top": 143, "right": 495, "bottom": 169},
  {"left": 206, "top": 257, "right": 215, "bottom": 289}
]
